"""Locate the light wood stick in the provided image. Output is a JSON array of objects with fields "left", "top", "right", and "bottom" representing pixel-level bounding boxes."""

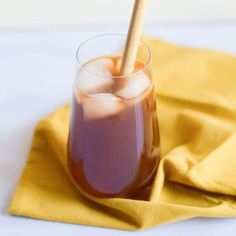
[{"left": 120, "top": 0, "right": 148, "bottom": 75}]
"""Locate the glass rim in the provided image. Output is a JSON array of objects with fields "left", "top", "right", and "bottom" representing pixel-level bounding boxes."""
[{"left": 76, "top": 33, "right": 152, "bottom": 79}]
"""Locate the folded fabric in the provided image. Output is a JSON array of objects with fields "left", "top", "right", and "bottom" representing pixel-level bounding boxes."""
[{"left": 9, "top": 37, "right": 236, "bottom": 230}]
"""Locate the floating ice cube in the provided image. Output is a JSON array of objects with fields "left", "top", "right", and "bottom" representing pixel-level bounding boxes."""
[
  {"left": 116, "top": 72, "right": 151, "bottom": 99},
  {"left": 76, "top": 58, "right": 113, "bottom": 94},
  {"left": 83, "top": 93, "right": 123, "bottom": 120}
]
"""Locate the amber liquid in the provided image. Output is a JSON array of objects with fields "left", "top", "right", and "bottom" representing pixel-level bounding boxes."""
[{"left": 68, "top": 56, "right": 160, "bottom": 198}]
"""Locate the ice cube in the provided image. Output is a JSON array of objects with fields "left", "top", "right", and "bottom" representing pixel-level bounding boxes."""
[
  {"left": 116, "top": 72, "right": 151, "bottom": 99},
  {"left": 83, "top": 93, "right": 123, "bottom": 120},
  {"left": 76, "top": 58, "right": 113, "bottom": 93}
]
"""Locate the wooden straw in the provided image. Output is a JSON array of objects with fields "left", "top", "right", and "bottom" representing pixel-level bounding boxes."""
[{"left": 120, "top": 0, "right": 148, "bottom": 75}]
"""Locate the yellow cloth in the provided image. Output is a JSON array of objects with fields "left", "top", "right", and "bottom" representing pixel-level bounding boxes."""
[{"left": 9, "top": 37, "right": 236, "bottom": 230}]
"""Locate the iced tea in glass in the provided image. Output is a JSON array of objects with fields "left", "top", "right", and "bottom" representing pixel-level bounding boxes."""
[{"left": 68, "top": 34, "right": 160, "bottom": 198}]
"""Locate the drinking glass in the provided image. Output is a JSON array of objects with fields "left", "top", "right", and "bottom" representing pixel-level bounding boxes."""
[{"left": 68, "top": 33, "right": 160, "bottom": 198}]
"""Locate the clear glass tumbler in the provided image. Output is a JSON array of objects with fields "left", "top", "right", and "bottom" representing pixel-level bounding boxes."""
[{"left": 68, "top": 34, "right": 160, "bottom": 198}]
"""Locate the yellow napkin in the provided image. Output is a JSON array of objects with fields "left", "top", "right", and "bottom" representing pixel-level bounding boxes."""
[{"left": 9, "top": 37, "right": 236, "bottom": 230}]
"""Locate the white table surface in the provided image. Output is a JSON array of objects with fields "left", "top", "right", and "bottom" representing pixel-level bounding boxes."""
[{"left": 1, "top": 22, "right": 236, "bottom": 236}]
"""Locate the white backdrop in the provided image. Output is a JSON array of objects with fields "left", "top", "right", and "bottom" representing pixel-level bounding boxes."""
[{"left": 0, "top": 0, "right": 235, "bottom": 28}]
